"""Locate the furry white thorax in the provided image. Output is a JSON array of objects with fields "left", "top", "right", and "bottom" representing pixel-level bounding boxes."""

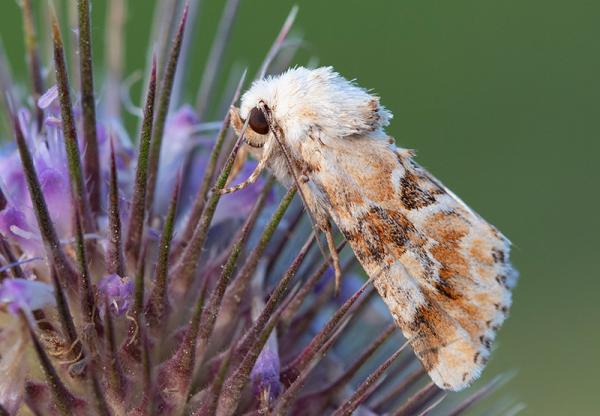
[{"left": 240, "top": 66, "right": 393, "bottom": 156}]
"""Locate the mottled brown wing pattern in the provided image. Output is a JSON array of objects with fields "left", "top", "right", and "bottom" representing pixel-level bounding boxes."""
[{"left": 300, "top": 136, "right": 517, "bottom": 390}]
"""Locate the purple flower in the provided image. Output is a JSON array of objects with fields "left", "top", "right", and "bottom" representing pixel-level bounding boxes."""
[
  {"left": 0, "top": 146, "right": 72, "bottom": 257},
  {"left": 0, "top": 86, "right": 134, "bottom": 259},
  {"left": 0, "top": 279, "right": 55, "bottom": 317},
  {"left": 165, "top": 105, "right": 200, "bottom": 139},
  {"left": 251, "top": 335, "right": 282, "bottom": 402},
  {"left": 97, "top": 274, "right": 134, "bottom": 316},
  {"left": 154, "top": 105, "right": 203, "bottom": 214},
  {"left": 0, "top": 207, "right": 40, "bottom": 255},
  {"left": 37, "top": 85, "right": 59, "bottom": 114},
  {"left": 0, "top": 93, "right": 74, "bottom": 256},
  {"left": 37, "top": 167, "right": 72, "bottom": 236},
  {"left": 0, "top": 152, "right": 28, "bottom": 208}
]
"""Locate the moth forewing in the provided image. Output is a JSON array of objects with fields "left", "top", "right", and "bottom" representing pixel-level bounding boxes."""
[{"left": 227, "top": 66, "right": 517, "bottom": 391}]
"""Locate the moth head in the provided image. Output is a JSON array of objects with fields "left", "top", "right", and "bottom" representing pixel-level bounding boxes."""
[
  {"left": 233, "top": 66, "right": 393, "bottom": 148},
  {"left": 229, "top": 105, "right": 272, "bottom": 153}
]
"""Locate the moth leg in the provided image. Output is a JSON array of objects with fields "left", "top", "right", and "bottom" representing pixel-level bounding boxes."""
[
  {"left": 323, "top": 222, "right": 342, "bottom": 295},
  {"left": 219, "top": 160, "right": 264, "bottom": 194},
  {"left": 220, "top": 141, "right": 272, "bottom": 195}
]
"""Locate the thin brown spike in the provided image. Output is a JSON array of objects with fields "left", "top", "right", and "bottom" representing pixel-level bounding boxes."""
[
  {"left": 107, "top": 138, "right": 125, "bottom": 276},
  {"left": 49, "top": 267, "right": 80, "bottom": 360},
  {"left": 104, "top": 298, "right": 127, "bottom": 407},
  {"left": 74, "top": 211, "right": 92, "bottom": 317},
  {"left": 140, "top": 326, "right": 153, "bottom": 413},
  {"left": 124, "top": 58, "right": 157, "bottom": 263},
  {"left": 77, "top": 0, "right": 101, "bottom": 214},
  {"left": 50, "top": 8, "right": 95, "bottom": 233},
  {"left": 145, "top": 172, "right": 182, "bottom": 330},
  {"left": 146, "top": 3, "right": 189, "bottom": 216},
  {"left": 73, "top": 208, "right": 102, "bottom": 338},
  {"left": 133, "top": 242, "right": 148, "bottom": 323}
]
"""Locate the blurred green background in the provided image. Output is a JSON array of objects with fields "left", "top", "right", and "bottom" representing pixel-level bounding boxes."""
[{"left": 0, "top": 0, "right": 598, "bottom": 414}]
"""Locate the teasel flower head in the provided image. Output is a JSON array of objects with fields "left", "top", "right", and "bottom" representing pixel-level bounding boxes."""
[{"left": 0, "top": 1, "right": 520, "bottom": 415}]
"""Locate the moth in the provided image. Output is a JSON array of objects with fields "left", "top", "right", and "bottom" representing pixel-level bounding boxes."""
[{"left": 222, "top": 67, "right": 517, "bottom": 391}]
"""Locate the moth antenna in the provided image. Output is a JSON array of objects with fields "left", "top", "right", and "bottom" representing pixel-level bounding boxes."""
[
  {"left": 258, "top": 102, "right": 334, "bottom": 276},
  {"left": 220, "top": 140, "right": 273, "bottom": 195},
  {"left": 324, "top": 222, "right": 343, "bottom": 296}
]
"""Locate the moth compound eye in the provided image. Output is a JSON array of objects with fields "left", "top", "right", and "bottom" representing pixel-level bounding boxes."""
[{"left": 248, "top": 107, "right": 269, "bottom": 135}]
